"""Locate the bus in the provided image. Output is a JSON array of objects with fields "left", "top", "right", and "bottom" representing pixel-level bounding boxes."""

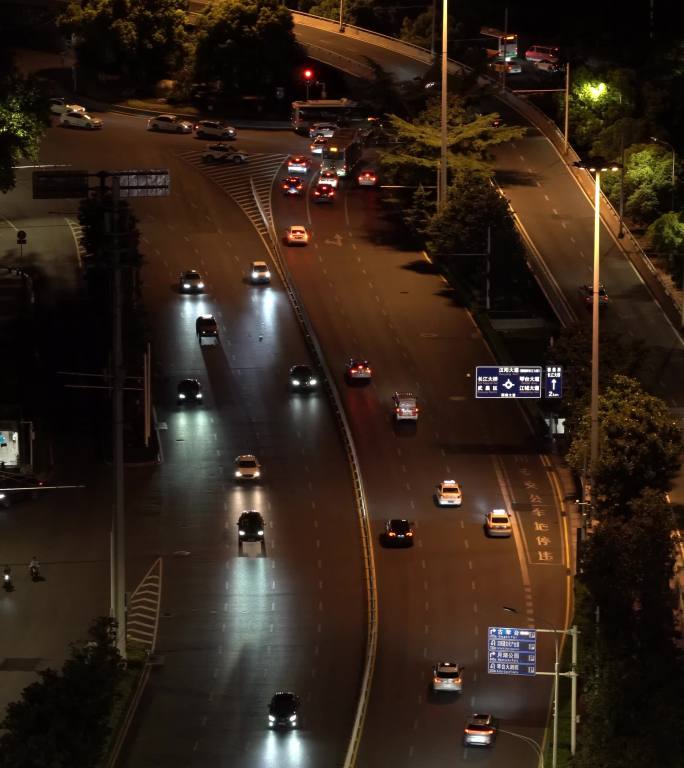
[
  {"left": 480, "top": 26, "right": 518, "bottom": 61},
  {"left": 320, "top": 128, "right": 363, "bottom": 177},
  {"left": 291, "top": 99, "right": 366, "bottom": 135}
]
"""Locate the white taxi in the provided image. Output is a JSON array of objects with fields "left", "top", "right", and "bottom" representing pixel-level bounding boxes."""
[
  {"left": 435, "top": 480, "right": 462, "bottom": 506},
  {"left": 484, "top": 508, "right": 512, "bottom": 537}
]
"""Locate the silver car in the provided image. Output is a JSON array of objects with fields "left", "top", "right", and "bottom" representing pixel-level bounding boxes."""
[
  {"left": 432, "top": 662, "right": 463, "bottom": 692},
  {"left": 147, "top": 114, "right": 193, "bottom": 133},
  {"left": 49, "top": 97, "right": 85, "bottom": 115},
  {"left": 463, "top": 714, "right": 497, "bottom": 746},
  {"left": 60, "top": 111, "right": 103, "bottom": 129},
  {"left": 195, "top": 119, "right": 237, "bottom": 139}
]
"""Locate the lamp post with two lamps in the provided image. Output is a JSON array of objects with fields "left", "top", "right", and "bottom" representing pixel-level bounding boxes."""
[
  {"left": 503, "top": 606, "right": 579, "bottom": 768},
  {"left": 572, "top": 157, "right": 620, "bottom": 502}
]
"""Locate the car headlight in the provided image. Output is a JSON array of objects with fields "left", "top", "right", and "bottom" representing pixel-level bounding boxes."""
[
  {"left": 253, "top": 470, "right": 260, "bottom": 477},
  {"left": 0, "top": 493, "right": 5, "bottom": 500},
  {"left": 257, "top": 529, "right": 264, "bottom": 536},
  {"left": 235, "top": 470, "right": 242, "bottom": 477},
  {"left": 269, "top": 715, "right": 275, "bottom": 722},
  {"left": 239, "top": 530, "right": 245, "bottom": 535},
  {"left": 264, "top": 271, "right": 270, "bottom": 278},
  {"left": 197, "top": 282, "right": 204, "bottom": 289},
  {"left": 196, "top": 393, "right": 202, "bottom": 399},
  {"left": 292, "top": 379, "right": 300, "bottom": 386},
  {"left": 309, "top": 378, "right": 318, "bottom": 385},
  {"left": 289, "top": 715, "right": 297, "bottom": 722},
  {"left": 251, "top": 271, "right": 259, "bottom": 279},
  {"left": 178, "top": 393, "right": 186, "bottom": 399},
  {"left": 183, "top": 283, "right": 190, "bottom": 289}
]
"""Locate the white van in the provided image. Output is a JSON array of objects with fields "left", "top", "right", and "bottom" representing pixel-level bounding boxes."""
[
  {"left": 524, "top": 44, "right": 560, "bottom": 64},
  {"left": 392, "top": 392, "right": 419, "bottom": 421}
]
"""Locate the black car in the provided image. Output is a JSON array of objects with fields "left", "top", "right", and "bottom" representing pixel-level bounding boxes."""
[
  {"left": 196, "top": 315, "right": 218, "bottom": 343},
  {"left": 238, "top": 510, "right": 265, "bottom": 543},
  {"left": 0, "top": 472, "right": 44, "bottom": 508},
  {"left": 281, "top": 176, "right": 304, "bottom": 195},
  {"left": 177, "top": 378, "right": 203, "bottom": 403},
  {"left": 383, "top": 518, "right": 415, "bottom": 546},
  {"left": 268, "top": 691, "right": 300, "bottom": 728},
  {"left": 289, "top": 364, "right": 318, "bottom": 390},
  {"left": 312, "top": 183, "right": 335, "bottom": 203}
]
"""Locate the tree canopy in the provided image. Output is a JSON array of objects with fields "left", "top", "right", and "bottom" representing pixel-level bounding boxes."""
[
  {"left": 0, "top": 617, "right": 124, "bottom": 768},
  {"left": 57, "top": 0, "right": 188, "bottom": 88},
  {"left": 378, "top": 95, "right": 526, "bottom": 188},
  {"left": 194, "top": 0, "right": 298, "bottom": 97},
  {"left": 0, "top": 68, "right": 49, "bottom": 193},
  {"left": 567, "top": 375, "right": 682, "bottom": 515}
]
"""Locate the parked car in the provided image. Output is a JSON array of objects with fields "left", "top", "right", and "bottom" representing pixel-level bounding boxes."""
[{"left": 49, "top": 97, "right": 85, "bottom": 115}]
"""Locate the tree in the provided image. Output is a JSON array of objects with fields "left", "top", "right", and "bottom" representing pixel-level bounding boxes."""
[
  {"left": 0, "top": 617, "right": 124, "bottom": 768},
  {"left": 575, "top": 491, "right": 684, "bottom": 768},
  {"left": 424, "top": 169, "right": 524, "bottom": 299},
  {"left": 195, "top": 0, "right": 299, "bottom": 98},
  {"left": 545, "top": 323, "right": 645, "bottom": 432},
  {"left": 0, "top": 69, "right": 49, "bottom": 193},
  {"left": 601, "top": 144, "right": 674, "bottom": 224},
  {"left": 567, "top": 375, "right": 682, "bottom": 515},
  {"left": 57, "top": 0, "right": 188, "bottom": 89},
  {"left": 378, "top": 95, "right": 526, "bottom": 188},
  {"left": 648, "top": 211, "right": 684, "bottom": 283}
]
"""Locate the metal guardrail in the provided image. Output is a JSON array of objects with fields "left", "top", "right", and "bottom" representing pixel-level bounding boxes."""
[{"left": 250, "top": 178, "right": 378, "bottom": 768}]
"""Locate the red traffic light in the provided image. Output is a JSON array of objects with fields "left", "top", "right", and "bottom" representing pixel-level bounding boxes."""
[{"left": 303, "top": 68, "right": 314, "bottom": 81}]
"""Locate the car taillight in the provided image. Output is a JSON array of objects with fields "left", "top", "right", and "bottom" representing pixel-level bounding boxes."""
[
  {"left": 388, "top": 531, "right": 396, "bottom": 537},
  {"left": 406, "top": 531, "right": 413, "bottom": 536}
]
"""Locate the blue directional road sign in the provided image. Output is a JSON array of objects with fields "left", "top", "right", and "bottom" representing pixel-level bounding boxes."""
[
  {"left": 475, "top": 366, "right": 543, "bottom": 399},
  {"left": 487, "top": 626, "right": 537, "bottom": 676},
  {"left": 545, "top": 365, "right": 563, "bottom": 399}
]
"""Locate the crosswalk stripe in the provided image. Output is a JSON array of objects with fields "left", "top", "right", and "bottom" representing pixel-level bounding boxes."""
[
  {"left": 126, "top": 557, "right": 163, "bottom": 651},
  {"left": 177, "top": 150, "right": 287, "bottom": 236}
]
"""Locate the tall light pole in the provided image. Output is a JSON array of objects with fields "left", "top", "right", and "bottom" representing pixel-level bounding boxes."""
[
  {"left": 573, "top": 158, "right": 619, "bottom": 503},
  {"left": 338, "top": 0, "right": 345, "bottom": 32},
  {"left": 438, "top": 0, "right": 448, "bottom": 211},
  {"left": 650, "top": 136, "right": 676, "bottom": 211}
]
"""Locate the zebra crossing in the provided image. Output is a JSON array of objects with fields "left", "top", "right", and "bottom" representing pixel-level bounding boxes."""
[
  {"left": 126, "top": 557, "right": 163, "bottom": 652},
  {"left": 177, "top": 150, "right": 287, "bottom": 238}
]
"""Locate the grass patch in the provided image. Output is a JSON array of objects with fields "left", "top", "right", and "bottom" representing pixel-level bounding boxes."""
[
  {"left": 119, "top": 98, "right": 199, "bottom": 115},
  {"left": 98, "top": 642, "right": 148, "bottom": 767}
]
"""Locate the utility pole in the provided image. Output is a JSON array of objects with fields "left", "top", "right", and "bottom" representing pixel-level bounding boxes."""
[
  {"left": 438, "top": 0, "right": 448, "bottom": 211},
  {"left": 106, "top": 175, "right": 127, "bottom": 659},
  {"left": 563, "top": 62, "right": 570, "bottom": 155}
]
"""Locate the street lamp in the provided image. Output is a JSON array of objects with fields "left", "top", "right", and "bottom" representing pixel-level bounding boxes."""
[
  {"left": 650, "top": 136, "right": 676, "bottom": 211},
  {"left": 438, "top": 0, "right": 448, "bottom": 211},
  {"left": 572, "top": 157, "right": 620, "bottom": 505}
]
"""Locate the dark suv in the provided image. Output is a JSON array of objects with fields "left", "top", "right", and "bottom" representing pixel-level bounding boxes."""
[
  {"left": 268, "top": 692, "right": 300, "bottom": 728},
  {"left": 196, "top": 315, "right": 218, "bottom": 344},
  {"left": 238, "top": 510, "right": 265, "bottom": 543}
]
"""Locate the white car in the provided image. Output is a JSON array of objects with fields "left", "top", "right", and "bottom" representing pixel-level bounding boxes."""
[
  {"left": 485, "top": 508, "right": 512, "bottom": 537},
  {"left": 250, "top": 261, "right": 271, "bottom": 284},
  {"left": 392, "top": 392, "right": 418, "bottom": 421},
  {"left": 309, "top": 122, "right": 337, "bottom": 138},
  {"left": 147, "top": 114, "right": 193, "bottom": 133},
  {"left": 317, "top": 170, "right": 339, "bottom": 188},
  {"left": 536, "top": 59, "right": 563, "bottom": 73},
  {"left": 284, "top": 225, "right": 309, "bottom": 246},
  {"left": 435, "top": 480, "right": 462, "bottom": 506},
  {"left": 234, "top": 454, "right": 261, "bottom": 480},
  {"left": 433, "top": 662, "right": 463, "bottom": 692},
  {"left": 201, "top": 143, "right": 248, "bottom": 163},
  {"left": 179, "top": 269, "right": 204, "bottom": 293},
  {"left": 49, "top": 97, "right": 85, "bottom": 115},
  {"left": 60, "top": 111, "right": 103, "bottom": 129},
  {"left": 310, "top": 136, "right": 328, "bottom": 155},
  {"left": 287, "top": 155, "right": 310, "bottom": 174},
  {"left": 195, "top": 119, "right": 237, "bottom": 139}
]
